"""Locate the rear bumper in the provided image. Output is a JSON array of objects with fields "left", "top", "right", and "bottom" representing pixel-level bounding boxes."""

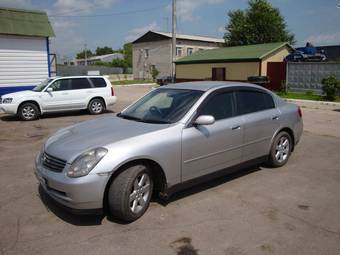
[{"left": 105, "top": 96, "right": 117, "bottom": 107}]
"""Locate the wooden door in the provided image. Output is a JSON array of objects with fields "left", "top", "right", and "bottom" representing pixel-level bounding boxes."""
[
  {"left": 267, "top": 62, "right": 286, "bottom": 90},
  {"left": 212, "top": 68, "right": 225, "bottom": 81}
]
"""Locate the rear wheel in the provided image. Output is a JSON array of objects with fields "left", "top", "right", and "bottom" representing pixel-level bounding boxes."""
[
  {"left": 108, "top": 165, "right": 153, "bottom": 222},
  {"left": 267, "top": 131, "right": 292, "bottom": 167},
  {"left": 88, "top": 98, "right": 105, "bottom": 114},
  {"left": 18, "top": 103, "right": 39, "bottom": 121}
]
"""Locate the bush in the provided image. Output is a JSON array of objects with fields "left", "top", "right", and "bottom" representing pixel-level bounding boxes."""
[
  {"left": 305, "top": 90, "right": 313, "bottom": 96},
  {"left": 321, "top": 75, "right": 340, "bottom": 101},
  {"left": 150, "top": 65, "right": 160, "bottom": 80}
]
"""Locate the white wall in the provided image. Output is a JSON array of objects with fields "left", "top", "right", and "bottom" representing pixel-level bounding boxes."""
[{"left": 0, "top": 35, "right": 49, "bottom": 88}]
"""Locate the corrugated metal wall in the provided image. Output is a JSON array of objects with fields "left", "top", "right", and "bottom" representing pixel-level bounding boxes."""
[
  {"left": 0, "top": 35, "right": 48, "bottom": 88},
  {"left": 287, "top": 62, "right": 340, "bottom": 93}
]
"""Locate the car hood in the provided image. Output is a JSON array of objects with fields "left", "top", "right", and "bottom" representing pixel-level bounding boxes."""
[
  {"left": 44, "top": 115, "right": 170, "bottom": 162},
  {"left": 2, "top": 90, "right": 37, "bottom": 98}
]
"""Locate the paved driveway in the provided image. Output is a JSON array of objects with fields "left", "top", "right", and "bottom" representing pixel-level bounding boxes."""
[{"left": 0, "top": 85, "right": 339, "bottom": 255}]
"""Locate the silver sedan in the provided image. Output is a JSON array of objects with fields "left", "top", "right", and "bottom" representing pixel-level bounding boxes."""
[{"left": 35, "top": 81, "right": 303, "bottom": 222}]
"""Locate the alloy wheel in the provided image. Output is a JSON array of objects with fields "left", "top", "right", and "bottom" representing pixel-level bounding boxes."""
[
  {"left": 22, "top": 106, "right": 36, "bottom": 120},
  {"left": 275, "top": 136, "right": 290, "bottom": 163},
  {"left": 129, "top": 173, "right": 151, "bottom": 214}
]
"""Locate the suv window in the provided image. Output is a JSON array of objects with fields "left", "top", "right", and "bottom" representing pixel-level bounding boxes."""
[
  {"left": 70, "top": 78, "right": 92, "bottom": 90},
  {"left": 200, "top": 92, "right": 234, "bottom": 120},
  {"left": 236, "top": 90, "right": 275, "bottom": 115},
  {"left": 90, "top": 78, "right": 107, "bottom": 88},
  {"left": 49, "top": 79, "right": 70, "bottom": 91}
]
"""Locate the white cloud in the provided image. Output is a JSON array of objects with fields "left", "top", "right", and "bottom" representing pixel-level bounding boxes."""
[
  {"left": 173, "top": 0, "right": 225, "bottom": 22},
  {"left": 0, "top": 0, "right": 32, "bottom": 9},
  {"left": 125, "top": 21, "right": 160, "bottom": 42},
  {"left": 51, "top": 0, "right": 116, "bottom": 15},
  {"left": 218, "top": 26, "right": 225, "bottom": 34},
  {"left": 305, "top": 31, "right": 340, "bottom": 45}
]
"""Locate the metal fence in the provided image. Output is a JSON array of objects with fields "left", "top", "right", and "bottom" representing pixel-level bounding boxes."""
[
  {"left": 56, "top": 65, "right": 132, "bottom": 76},
  {"left": 287, "top": 62, "right": 340, "bottom": 94}
]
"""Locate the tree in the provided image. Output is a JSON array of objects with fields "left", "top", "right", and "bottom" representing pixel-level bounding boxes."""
[
  {"left": 122, "top": 43, "right": 132, "bottom": 67},
  {"left": 76, "top": 50, "right": 93, "bottom": 59},
  {"left": 149, "top": 65, "right": 159, "bottom": 80},
  {"left": 95, "top": 46, "right": 114, "bottom": 56},
  {"left": 224, "top": 0, "right": 295, "bottom": 46}
]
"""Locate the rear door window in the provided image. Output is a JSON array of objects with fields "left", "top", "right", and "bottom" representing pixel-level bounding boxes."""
[
  {"left": 89, "top": 78, "right": 107, "bottom": 88},
  {"left": 70, "top": 78, "right": 92, "bottom": 90},
  {"left": 236, "top": 90, "right": 275, "bottom": 115}
]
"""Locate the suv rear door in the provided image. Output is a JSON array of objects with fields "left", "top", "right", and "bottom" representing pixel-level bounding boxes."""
[
  {"left": 69, "top": 78, "right": 93, "bottom": 108},
  {"left": 235, "top": 89, "right": 280, "bottom": 161}
]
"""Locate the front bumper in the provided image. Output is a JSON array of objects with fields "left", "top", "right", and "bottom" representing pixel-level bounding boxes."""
[
  {"left": 35, "top": 153, "right": 110, "bottom": 211},
  {"left": 0, "top": 103, "right": 18, "bottom": 114}
]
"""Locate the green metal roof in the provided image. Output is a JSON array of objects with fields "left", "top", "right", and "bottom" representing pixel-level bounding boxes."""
[
  {"left": 175, "top": 42, "right": 292, "bottom": 64},
  {"left": 0, "top": 7, "right": 54, "bottom": 37}
]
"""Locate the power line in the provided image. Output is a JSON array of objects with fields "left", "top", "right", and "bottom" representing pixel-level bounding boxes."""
[{"left": 49, "top": 4, "right": 169, "bottom": 18}]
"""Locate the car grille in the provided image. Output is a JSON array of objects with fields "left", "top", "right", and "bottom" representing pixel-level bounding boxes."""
[{"left": 42, "top": 152, "right": 67, "bottom": 172}]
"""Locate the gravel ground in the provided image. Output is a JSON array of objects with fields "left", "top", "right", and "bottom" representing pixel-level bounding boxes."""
[{"left": 0, "top": 85, "right": 339, "bottom": 255}]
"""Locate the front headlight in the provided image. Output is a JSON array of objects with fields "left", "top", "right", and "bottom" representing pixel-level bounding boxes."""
[
  {"left": 67, "top": 148, "right": 108, "bottom": 178},
  {"left": 2, "top": 98, "right": 13, "bottom": 104}
]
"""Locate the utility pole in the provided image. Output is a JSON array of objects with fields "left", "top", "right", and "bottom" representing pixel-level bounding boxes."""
[
  {"left": 171, "top": 0, "right": 176, "bottom": 83},
  {"left": 84, "top": 43, "right": 88, "bottom": 66}
]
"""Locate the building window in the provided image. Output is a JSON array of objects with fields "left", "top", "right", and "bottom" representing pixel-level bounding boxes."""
[
  {"left": 187, "top": 48, "right": 193, "bottom": 55},
  {"left": 176, "top": 47, "right": 182, "bottom": 57},
  {"left": 145, "top": 49, "right": 149, "bottom": 58}
]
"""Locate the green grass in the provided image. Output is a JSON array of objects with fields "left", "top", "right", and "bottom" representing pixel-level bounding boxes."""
[
  {"left": 276, "top": 91, "right": 340, "bottom": 103},
  {"left": 111, "top": 79, "right": 154, "bottom": 85}
]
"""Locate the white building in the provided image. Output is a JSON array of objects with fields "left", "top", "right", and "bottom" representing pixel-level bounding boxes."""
[
  {"left": 132, "top": 31, "right": 225, "bottom": 79},
  {"left": 74, "top": 53, "right": 124, "bottom": 66},
  {"left": 0, "top": 7, "right": 54, "bottom": 96}
]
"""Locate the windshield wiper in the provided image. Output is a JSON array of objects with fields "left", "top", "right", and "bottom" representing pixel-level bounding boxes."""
[
  {"left": 143, "top": 118, "right": 171, "bottom": 124},
  {"left": 117, "top": 113, "right": 144, "bottom": 122}
]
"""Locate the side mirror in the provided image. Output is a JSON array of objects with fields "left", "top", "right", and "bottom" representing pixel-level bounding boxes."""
[
  {"left": 194, "top": 115, "right": 215, "bottom": 126},
  {"left": 46, "top": 87, "right": 53, "bottom": 92}
]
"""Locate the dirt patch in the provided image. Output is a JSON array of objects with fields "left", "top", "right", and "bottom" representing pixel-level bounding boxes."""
[
  {"left": 260, "top": 244, "right": 274, "bottom": 253},
  {"left": 170, "top": 237, "right": 198, "bottom": 255},
  {"left": 298, "top": 204, "right": 310, "bottom": 210}
]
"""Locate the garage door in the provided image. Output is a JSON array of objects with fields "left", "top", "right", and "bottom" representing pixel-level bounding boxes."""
[{"left": 0, "top": 35, "right": 49, "bottom": 90}]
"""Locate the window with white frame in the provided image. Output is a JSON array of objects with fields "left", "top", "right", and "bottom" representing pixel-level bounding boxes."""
[
  {"left": 176, "top": 47, "right": 182, "bottom": 57},
  {"left": 145, "top": 49, "right": 149, "bottom": 58},
  {"left": 187, "top": 48, "right": 193, "bottom": 55}
]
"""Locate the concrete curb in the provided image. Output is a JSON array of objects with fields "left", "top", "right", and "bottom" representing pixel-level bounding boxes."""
[
  {"left": 284, "top": 98, "right": 340, "bottom": 106},
  {"left": 112, "top": 83, "right": 157, "bottom": 87}
]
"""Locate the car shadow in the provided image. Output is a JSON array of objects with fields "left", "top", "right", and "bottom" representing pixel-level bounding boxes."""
[
  {"left": 156, "top": 164, "right": 262, "bottom": 206},
  {"left": 38, "top": 185, "right": 105, "bottom": 226},
  {"left": 0, "top": 109, "right": 115, "bottom": 122},
  {"left": 333, "top": 109, "right": 340, "bottom": 112},
  {"left": 38, "top": 164, "right": 263, "bottom": 225}
]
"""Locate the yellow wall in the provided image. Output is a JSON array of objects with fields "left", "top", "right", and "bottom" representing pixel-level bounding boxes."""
[
  {"left": 176, "top": 62, "right": 260, "bottom": 81},
  {"left": 261, "top": 47, "right": 290, "bottom": 75}
]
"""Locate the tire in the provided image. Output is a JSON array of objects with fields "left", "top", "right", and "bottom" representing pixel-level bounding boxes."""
[
  {"left": 18, "top": 102, "right": 39, "bottom": 121},
  {"left": 88, "top": 98, "right": 105, "bottom": 115},
  {"left": 108, "top": 165, "right": 153, "bottom": 222},
  {"left": 267, "top": 131, "right": 292, "bottom": 167}
]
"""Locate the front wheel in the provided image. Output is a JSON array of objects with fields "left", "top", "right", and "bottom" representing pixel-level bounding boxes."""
[
  {"left": 267, "top": 131, "right": 292, "bottom": 167},
  {"left": 88, "top": 98, "right": 105, "bottom": 115},
  {"left": 18, "top": 103, "right": 39, "bottom": 121},
  {"left": 108, "top": 165, "right": 153, "bottom": 222}
]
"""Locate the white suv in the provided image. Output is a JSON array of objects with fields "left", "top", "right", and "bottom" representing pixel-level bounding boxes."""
[{"left": 0, "top": 76, "right": 117, "bottom": 121}]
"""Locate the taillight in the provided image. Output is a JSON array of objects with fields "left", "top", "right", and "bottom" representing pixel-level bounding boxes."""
[
  {"left": 111, "top": 87, "right": 115, "bottom": 96},
  {"left": 297, "top": 106, "right": 302, "bottom": 118}
]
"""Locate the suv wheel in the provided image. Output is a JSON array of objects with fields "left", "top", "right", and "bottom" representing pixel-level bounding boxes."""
[
  {"left": 18, "top": 103, "right": 39, "bottom": 121},
  {"left": 108, "top": 165, "right": 153, "bottom": 222},
  {"left": 267, "top": 131, "right": 292, "bottom": 167},
  {"left": 88, "top": 98, "right": 105, "bottom": 114}
]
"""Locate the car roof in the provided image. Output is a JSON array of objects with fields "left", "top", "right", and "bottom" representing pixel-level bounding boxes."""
[
  {"left": 52, "top": 75, "right": 106, "bottom": 79},
  {"left": 163, "top": 81, "right": 269, "bottom": 92}
]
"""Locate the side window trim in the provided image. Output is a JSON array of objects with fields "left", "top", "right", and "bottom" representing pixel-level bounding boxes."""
[{"left": 234, "top": 89, "right": 276, "bottom": 116}]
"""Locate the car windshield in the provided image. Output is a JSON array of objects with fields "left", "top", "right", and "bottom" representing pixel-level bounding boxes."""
[
  {"left": 118, "top": 88, "right": 203, "bottom": 124},
  {"left": 32, "top": 78, "right": 54, "bottom": 92}
]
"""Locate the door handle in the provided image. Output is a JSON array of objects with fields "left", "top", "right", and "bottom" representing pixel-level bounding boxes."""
[
  {"left": 272, "top": 116, "right": 279, "bottom": 120},
  {"left": 61, "top": 92, "right": 69, "bottom": 95},
  {"left": 231, "top": 125, "right": 241, "bottom": 130}
]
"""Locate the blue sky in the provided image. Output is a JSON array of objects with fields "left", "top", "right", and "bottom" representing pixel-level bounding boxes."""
[{"left": 2, "top": 0, "right": 340, "bottom": 59}]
